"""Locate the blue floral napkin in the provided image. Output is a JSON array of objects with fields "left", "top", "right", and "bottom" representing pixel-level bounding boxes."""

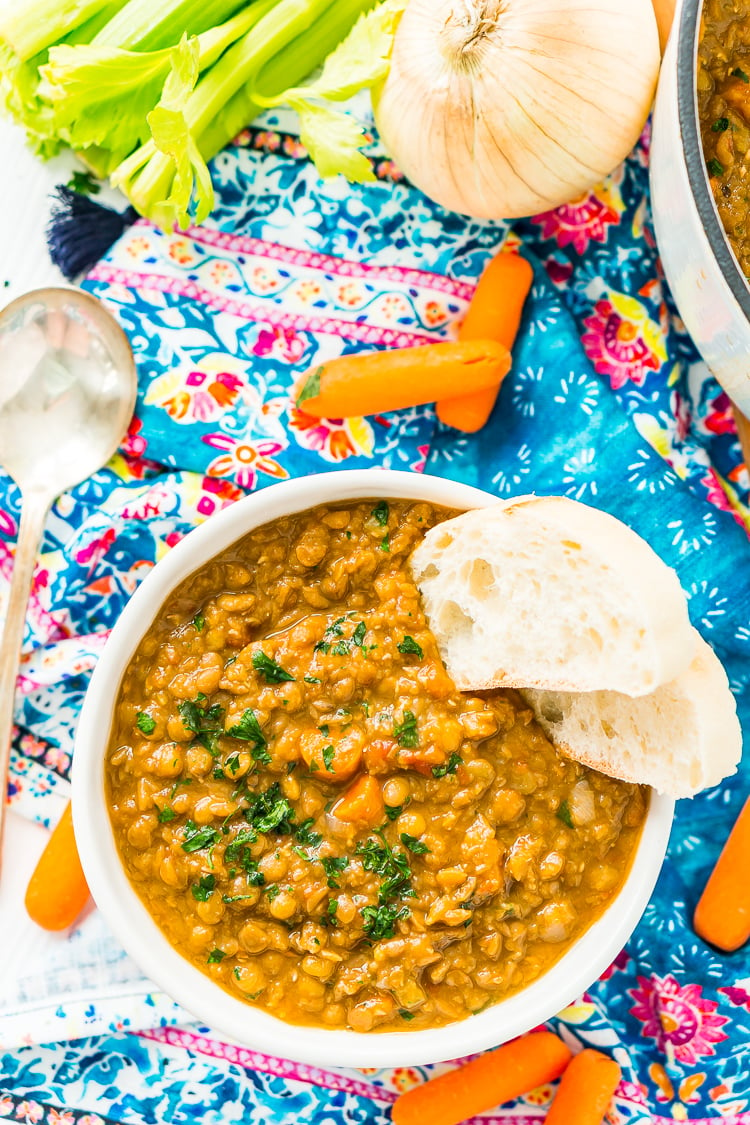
[{"left": 1, "top": 111, "right": 749, "bottom": 1125}]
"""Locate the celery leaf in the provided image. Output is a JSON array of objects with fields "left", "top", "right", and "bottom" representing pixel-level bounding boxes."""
[{"left": 290, "top": 99, "right": 375, "bottom": 183}]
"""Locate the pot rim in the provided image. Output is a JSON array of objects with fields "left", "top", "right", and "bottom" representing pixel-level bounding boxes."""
[{"left": 678, "top": 0, "right": 750, "bottom": 314}]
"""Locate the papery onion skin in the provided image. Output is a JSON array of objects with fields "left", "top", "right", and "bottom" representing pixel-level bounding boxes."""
[{"left": 373, "top": 0, "right": 660, "bottom": 220}]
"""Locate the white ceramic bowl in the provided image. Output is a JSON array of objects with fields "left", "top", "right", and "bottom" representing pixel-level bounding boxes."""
[
  {"left": 651, "top": 0, "right": 750, "bottom": 413},
  {"left": 73, "top": 469, "right": 674, "bottom": 1068}
]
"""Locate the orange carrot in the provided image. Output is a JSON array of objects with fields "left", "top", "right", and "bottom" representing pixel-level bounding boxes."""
[
  {"left": 300, "top": 736, "right": 362, "bottom": 782},
  {"left": 544, "top": 1049, "right": 621, "bottom": 1125},
  {"left": 436, "top": 251, "right": 534, "bottom": 433},
  {"left": 296, "top": 339, "right": 511, "bottom": 419},
  {"left": 25, "top": 801, "right": 90, "bottom": 931},
  {"left": 694, "top": 796, "right": 750, "bottom": 951},
  {"left": 391, "top": 1030, "right": 572, "bottom": 1125},
  {"left": 332, "top": 774, "right": 384, "bottom": 826}
]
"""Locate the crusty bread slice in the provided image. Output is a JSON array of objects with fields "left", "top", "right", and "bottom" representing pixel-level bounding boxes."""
[
  {"left": 410, "top": 495, "right": 695, "bottom": 697},
  {"left": 521, "top": 632, "right": 742, "bottom": 797}
]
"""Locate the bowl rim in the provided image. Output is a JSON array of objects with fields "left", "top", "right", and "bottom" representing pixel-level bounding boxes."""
[
  {"left": 72, "top": 469, "right": 674, "bottom": 1068},
  {"left": 678, "top": 0, "right": 750, "bottom": 314}
]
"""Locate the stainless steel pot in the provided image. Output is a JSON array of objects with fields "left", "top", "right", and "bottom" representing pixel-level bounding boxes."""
[{"left": 651, "top": 0, "right": 750, "bottom": 415}]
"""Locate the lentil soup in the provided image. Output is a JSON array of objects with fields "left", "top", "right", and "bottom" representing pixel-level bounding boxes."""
[
  {"left": 698, "top": 0, "right": 750, "bottom": 277},
  {"left": 106, "top": 499, "right": 648, "bottom": 1033}
]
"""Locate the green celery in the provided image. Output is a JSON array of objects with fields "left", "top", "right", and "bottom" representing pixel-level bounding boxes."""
[
  {"left": 92, "top": 0, "right": 250, "bottom": 51},
  {"left": 0, "top": 0, "right": 126, "bottom": 62},
  {"left": 117, "top": 0, "right": 374, "bottom": 227},
  {"left": 42, "top": 7, "right": 263, "bottom": 161}
]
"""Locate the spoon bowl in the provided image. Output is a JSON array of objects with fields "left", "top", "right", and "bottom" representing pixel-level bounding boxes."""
[
  {"left": 0, "top": 288, "right": 137, "bottom": 494},
  {"left": 0, "top": 287, "right": 138, "bottom": 872}
]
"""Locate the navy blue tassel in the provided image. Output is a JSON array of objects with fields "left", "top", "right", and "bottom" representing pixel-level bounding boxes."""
[{"left": 46, "top": 185, "right": 138, "bottom": 280}]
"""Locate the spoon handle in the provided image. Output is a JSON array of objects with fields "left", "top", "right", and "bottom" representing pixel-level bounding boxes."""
[{"left": 0, "top": 491, "right": 51, "bottom": 868}]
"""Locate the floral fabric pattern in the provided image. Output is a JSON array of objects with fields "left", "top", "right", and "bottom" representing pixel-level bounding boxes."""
[{"left": 1, "top": 110, "right": 749, "bottom": 1123}]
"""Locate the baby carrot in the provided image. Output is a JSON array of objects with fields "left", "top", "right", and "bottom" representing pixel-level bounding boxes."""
[
  {"left": 545, "top": 1049, "right": 621, "bottom": 1125},
  {"left": 391, "top": 1030, "right": 572, "bottom": 1125},
  {"left": 694, "top": 796, "right": 750, "bottom": 951},
  {"left": 25, "top": 800, "right": 90, "bottom": 931},
  {"left": 332, "top": 774, "right": 384, "bottom": 826},
  {"left": 296, "top": 339, "right": 511, "bottom": 419},
  {"left": 436, "top": 251, "right": 534, "bottom": 433}
]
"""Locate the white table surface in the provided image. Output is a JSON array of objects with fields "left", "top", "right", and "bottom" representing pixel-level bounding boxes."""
[{"left": 0, "top": 115, "right": 94, "bottom": 989}]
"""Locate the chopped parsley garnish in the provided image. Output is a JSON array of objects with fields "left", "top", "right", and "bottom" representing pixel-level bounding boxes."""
[
  {"left": 400, "top": 832, "right": 430, "bottom": 855},
  {"left": 372, "top": 500, "right": 389, "bottom": 526},
  {"left": 712, "top": 116, "right": 730, "bottom": 132},
  {"left": 136, "top": 711, "right": 156, "bottom": 735},
  {"left": 708, "top": 157, "right": 724, "bottom": 177},
  {"left": 315, "top": 615, "right": 369, "bottom": 656},
  {"left": 362, "top": 903, "right": 408, "bottom": 940},
  {"left": 379, "top": 535, "right": 390, "bottom": 552},
  {"left": 225, "top": 827, "right": 258, "bottom": 859},
  {"left": 297, "top": 366, "right": 322, "bottom": 407},
  {"left": 322, "top": 745, "right": 335, "bottom": 772},
  {"left": 293, "top": 846, "right": 313, "bottom": 862},
  {"left": 384, "top": 803, "right": 405, "bottom": 821},
  {"left": 326, "top": 897, "right": 339, "bottom": 924},
  {"left": 192, "top": 612, "right": 205, "bottom": 632},
  {"left": 191, "top": 874, "right": 216, "bottom": 901},
  {"left": 356, "top": 830, "right": 414, "bottom": 903},
  {"left": 252, "top": 650, "right": 295, "bottom": 683},
  {"left": 242, "top": 858, "right": 266, "bottom": 886},
  {"left": 397, "top": 635, "right": 423, "bottom": 659},
  {"left": 319, "top": 724, "right": 330, "bottom": 736},
  {"left": 225, "top": 708, "right": 270, "bottom": 765},
  {"left": 557, "top": 799, "right": 574, "bottom": 828},
  {"left": 207, "top": 948, "right": 226, "bottom": 964},
  {"left": 244, "top": 782, "right": 295, "bottom": 835},
  {"left": 432, "top": 752, "right": 462, "bottom": 778},
  {"left": 178, "top": 697, "right": 224, "bottom": 755},
  {"left": 399, "top": 1009, "right": 416, "bottom": 1021},
  {"left": 224, "top": 752, "right": 242, "bottom": 775},
  {"left": 182, "top": 821, "right": 221, "bottom": 853},
  {"left": 158, "top": 806, "right": 176, "bottom": 823},
  {"left": 321, "top": 856, "right": 349, "bottom": 889},
  {"left": 394, "top": 710, "right": 419, "bottom": 748},
  {"left": 304, "top": 675, "right": 322, "bottom": 684},
  {"left": 732, "top": 66, "right": 750, "bottom": 82},
  {"left": 265, "top": 883, "right": 281, "bottom": 901},
  {"left": 295, "top": 818, "right": 322, "bottom": 847},
  {"left": 222, "top": 893, "right": 254, "bottom": 903},
  {"left": 212, "top": 766, "right": 226, "bottom": 780}
]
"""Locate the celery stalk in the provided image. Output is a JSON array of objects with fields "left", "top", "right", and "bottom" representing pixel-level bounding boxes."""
[
  {"left": 42, "top": 6, "right": 265, "bottom": 159},
  {"left": 114, "top": 0, "right": 377, "bottom": 226},
  {"left": 92, "top": 0, "right": 250, "bottom": 51},
  {"left": 0, "top": 0, "right": 126, "bottom": 62}
]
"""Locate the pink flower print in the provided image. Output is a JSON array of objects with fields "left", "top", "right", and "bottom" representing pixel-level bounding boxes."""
[
  {"left": 163, "top": 369, "right": 243, "bottom": 422},
  {"left": 629, "top": 974, "right": 729, "bottom": 1065},
  {"left": 390, "top": 1067, "right": 422, "bottom": 1093},
  {"left": 47, "top": 1110, "right": 75, "bottom": 1125},
  {"left": 672, "top": 390, "right": 692, "bottom": 442},
  {"left": 233, "top": 127, "right": 252, "bottom": 146},
  {"left": 15, "top": 1101, "right": 43, "bottom": 1122},
  {"left": 0, "top": 506, "right": 17, "bottom": 538},
  {"left": 78, "top": 1116, "right": 106, "bottom": 1125},
  {"left": 195, "top": 476, "right": 245, "bottom": 518},
  {"left": 533, "top": 191, "right": 619, "bottom": 255},
  {"left": 202, "top": 434, "right": 288, "bottom": 490},
  {"left": 0, "top": 1097, "right": 13, "bottom": 1115},
  {"left": 704, "top": 390, "right": 736, "bottom": 436},
  {"left": 75, "top": 527, "right": 116, "bottom": 569},
  {"left": 252, "top": 325, "right": 306, "bottom": 364},
  {"left": 251, "top": 265, "right": 280, "bottom": 294},
  {"left": 411, "top": 444, "right": 429, "bottom": 474},
  {"left": 599, "top": 948, "right": 630, "bottom": 981},
  {"left": 122, "top": 416, "right": 147, "bottom": 459},
  {"left": 582, "top": 298, "right": 664, "bottom": 390},
  {"left": 283, "top": 136, "right": 308, "bottom": 159},
  {"left": 253, "top": 130, "right": 281, "bottom": 151},
  {"left": 374, "top": 158, "right": 403, "bottom": 181},
  {"left": 544, "top": 256, "right": 574, "bottom": 287},
  {"left": 720, "top": 984, "right": 750, "bottom": 1009},
  {"left": 167, "top": 237, "right": 197, "bottom": 266},
  {"left": 44, "top": 745, "right": 70, "bottom": 772}
]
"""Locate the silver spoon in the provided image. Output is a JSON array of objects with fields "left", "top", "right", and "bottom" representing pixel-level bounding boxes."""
[{"left": 0, "top": 288, "right": 137, "bottom": 869}]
